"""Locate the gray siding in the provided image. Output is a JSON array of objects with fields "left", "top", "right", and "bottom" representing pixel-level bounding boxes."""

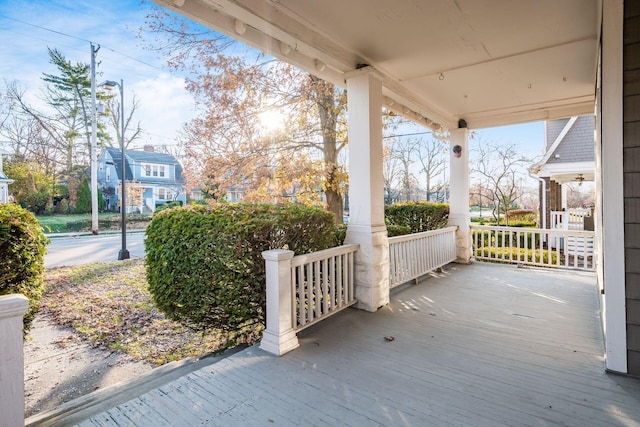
[
  {"left": 547, "top": 116, "right": 595, "bottom": 164},
  {"left": 545, "top": 118, "right": 569, "bottom": 151},
  {"left": 624, "top": 0, "right": 640, "bottom": 375}
]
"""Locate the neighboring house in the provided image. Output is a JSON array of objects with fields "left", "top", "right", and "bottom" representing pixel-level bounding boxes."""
[
  {"left": 529, "top": 115, "right": 595, "bottom": 229},
  {"left": 98, "top": 145, "right": 186, "bottom": 214},
  {"left": 0, "top": 148, "right": 13, "bottom": 203},
  {"left": 189, "top": 184, "right": 244, "bottom": 203}
]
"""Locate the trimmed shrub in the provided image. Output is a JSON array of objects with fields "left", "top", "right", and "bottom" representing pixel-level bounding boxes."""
[
  {"left": 333, "top": 223, "right": 411, "bottom": 245},
  {"left": 475, "top": 246, "right": 558, "bottom": 265},
  {"left": 0, "top": 203, "right": 49, "bottom": 331},
  {"left": 154, "top": 200, "right": 183, "bottom": 214},
  {"left": 145, "top": 203, "right": 336, "bottom": 332},
  {"left": 386, "top": 224, "right": 412, "bottom": 237},
  {"left": 334, "top": 223, "right": 347, "bottom": 246},
  {"left": 505, "top": 209, "right": 537, "bottom": 226},
  {"left": 472, "top": 229, "right": 540, "bottom": 248},
  {"left": 385, "top": 201, "right": 449, "bottom": 233}
]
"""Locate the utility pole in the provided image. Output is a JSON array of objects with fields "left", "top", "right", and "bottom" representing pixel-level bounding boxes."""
[{"left": 90, "top": 43, "right": 100, "bottom": 235}]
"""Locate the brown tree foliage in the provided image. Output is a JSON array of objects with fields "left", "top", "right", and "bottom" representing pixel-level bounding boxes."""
[{"left": 142, "top": 8, "right": 348, "bottom": 222}]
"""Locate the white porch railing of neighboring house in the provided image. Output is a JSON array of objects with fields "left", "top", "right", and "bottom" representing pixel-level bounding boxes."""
[
  {"left": 550, "top": 209, "right": 591, "bottom": 230},
  {"left": 260, "top": 244, "right": 359, "bottom": 356},
  {"left": 388, "top": 226, "right": 458, "bottom": 288},
  {"left": 471, "top": 225, "right": 596, "bottom": 271}
]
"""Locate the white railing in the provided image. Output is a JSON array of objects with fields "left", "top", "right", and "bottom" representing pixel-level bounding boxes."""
[
  {"left": 550, "top": 209, "right": 591, "bottom": 230},
  {"left": 388, "top": 226, "right": 458, "bottom": 288},
  {"left": 471, "top": 225, "right": 596, "bottom": 271},
  {"left": 260, "top": 244, "right": 359, "bottom": 356},
  {"left": 291, "top": 244, "right": 359, "bottom": 331}
]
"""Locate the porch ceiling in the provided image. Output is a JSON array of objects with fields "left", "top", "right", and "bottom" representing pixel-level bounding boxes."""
[{"left": 154, "top": 0, "right": 601, "bottom": 130}]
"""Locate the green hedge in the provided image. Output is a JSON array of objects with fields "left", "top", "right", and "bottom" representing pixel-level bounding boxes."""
[
  {"left": 154, "top": 200, "right": 183, "bottom": 214},
  {"left": 472, "top": 229, "right": 540, "bottom": 248},
  {"left": 475, "top": 247, "right": 558, "bottom": 265},
  {"left": 145, "top": 203, "right": 336, "bottom": 331},
  {"left": 0, "top": 203, "right": 49, "bottom": 331},
  {"left": 385, "top": 201, "right": 449, "bottom": 233}
]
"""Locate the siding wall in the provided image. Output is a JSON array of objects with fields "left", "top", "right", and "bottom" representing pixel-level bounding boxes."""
[
  {"left": 624, "top": 0, "right": 640, "bottom": 375},
  {"left": 547, "top": 116, "right": 595, "bottom": 164}
]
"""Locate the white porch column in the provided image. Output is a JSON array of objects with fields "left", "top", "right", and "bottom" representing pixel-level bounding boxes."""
[
  {"left": 260, "top": 249, "right": 299, "bottom": 356},
  {"left": 599, "top": 0, "right": 627, "bottom": 374},
  {"left": 448, "top": 128, "right": 472, "bottom": 263},
  {"left": 0, "top": 294, "right": 29, "bottom": 427},
  {"left": 344, "top": 67, "right": 389, "bottom": 312}
]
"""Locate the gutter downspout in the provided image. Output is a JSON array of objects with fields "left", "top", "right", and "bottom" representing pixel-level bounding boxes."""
[{"left": 529, "top": 171, "right": 546, "bottom": 229}]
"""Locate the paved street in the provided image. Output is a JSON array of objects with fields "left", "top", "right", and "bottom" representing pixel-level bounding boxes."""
[{"left": 45, "top": 232, "right": 145, "bottom": 268}]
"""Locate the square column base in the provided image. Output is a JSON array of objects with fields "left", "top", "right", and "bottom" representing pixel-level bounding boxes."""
[
  {"left": 448, "top": 214, "right": 472, "bottom": 264},
  {"left": 346, "top": 225, "right": 390, "bottom": 312},
  {"left": 260, "top": 329, "right": 299, "bottom": 356}
]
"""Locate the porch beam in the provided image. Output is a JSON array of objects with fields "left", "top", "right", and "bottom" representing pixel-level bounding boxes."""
[
  {"left": 344, "top": 67, "right": 390, "bottom": 312},
  {"left": 448, "top": 128, "right": 472, "bottom": 263}
]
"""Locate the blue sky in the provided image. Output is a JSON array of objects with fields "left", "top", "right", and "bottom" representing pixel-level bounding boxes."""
[
  {"left": 0, "top": 0, "right": 193, "bottom": 149},
  {"left": 0, "top": 0, "right": 545, "bottom": 167}
]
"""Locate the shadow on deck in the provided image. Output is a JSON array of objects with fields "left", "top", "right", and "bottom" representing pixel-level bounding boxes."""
[{"left": 34, "top": 262, "right": 640, "bottom": 426}]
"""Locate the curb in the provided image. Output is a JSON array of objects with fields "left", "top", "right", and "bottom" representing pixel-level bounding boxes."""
[{"left": 45, "top": 229, "right": 146, "bottom": 239}]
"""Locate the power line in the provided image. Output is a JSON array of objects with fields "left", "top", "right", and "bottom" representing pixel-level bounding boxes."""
[
  {"left": 0, "top": 14, "right": 92, "bottom": 43},
  {"left": 383, "top": 131, "right": 434, "bottom": 140},
  {"left": 0, "top": 14, "right": 166, "bottom": 72}
]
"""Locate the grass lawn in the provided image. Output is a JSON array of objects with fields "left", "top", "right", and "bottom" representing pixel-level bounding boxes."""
[
  {"left": 42, "top": 259, "right": 263, "bottom": 365},
  {"left": 37, "top": 213, "right": 150, "bottom": 233}
]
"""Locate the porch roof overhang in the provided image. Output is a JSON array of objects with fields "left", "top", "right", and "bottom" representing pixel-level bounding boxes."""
[
  {"left": 153, "top": 0, "right": 601, "bottom": 131},
  {"left": 534, "top": 160, "right": 595, "bottom": 184}
]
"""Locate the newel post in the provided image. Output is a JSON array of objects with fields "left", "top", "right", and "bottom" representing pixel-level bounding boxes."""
[
  {"left": 260, "top": 249, "right": 299, "bottom": 356},
  {"left": 0, "top": 294, "right": 29, "bottom": 427}
]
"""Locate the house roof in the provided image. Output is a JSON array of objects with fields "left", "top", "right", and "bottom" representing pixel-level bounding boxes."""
[
  {"left": 103, "top": 147, "right": 185, "bottom": 184},
  {"left": 154, "top": 0, "right": 600, "bottom": 131},
  {"left": 104, "top": 147, "right": 134, "bottom": 181},
  {"left": 530, "top": 115, "right": 595, "bottom": 183}
]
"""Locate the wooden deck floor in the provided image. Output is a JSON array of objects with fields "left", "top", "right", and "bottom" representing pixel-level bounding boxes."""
[{"left": 75, "top": 263, "right": 640, "bottom": 426}]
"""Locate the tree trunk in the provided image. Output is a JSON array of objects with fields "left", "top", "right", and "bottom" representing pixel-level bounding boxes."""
[{"left": 312, "top": 76, "right": 344, "bottom": 224}]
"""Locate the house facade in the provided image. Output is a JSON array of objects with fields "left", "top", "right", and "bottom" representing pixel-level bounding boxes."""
[
  {"left": 530, "top": 115, "right": 596, "bottom": 229},
  {"left": 98, "top": 145, "right": 186, "bottom": 214},
  {"left": 0, "top": 148, "right": 13, "bottom": 203}
]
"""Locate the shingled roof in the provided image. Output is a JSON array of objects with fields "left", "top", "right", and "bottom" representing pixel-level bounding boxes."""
[{"left": 104, "top": 147, "right": 184, "bottom": 183}]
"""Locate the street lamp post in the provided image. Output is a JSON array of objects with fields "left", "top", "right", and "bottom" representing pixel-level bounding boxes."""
[{"left": 103, "top": 79, "right": 130, "bottom": 260}]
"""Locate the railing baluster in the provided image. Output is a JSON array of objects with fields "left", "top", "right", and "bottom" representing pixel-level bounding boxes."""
[
  {"left": 387, "top": 226, "right": 458, "bottom": 288},
  {"left": 470, "top": 225, "right": 594, "bottom": 271}
]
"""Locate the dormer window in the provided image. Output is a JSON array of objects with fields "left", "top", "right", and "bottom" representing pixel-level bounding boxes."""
[{"left": 142, "top": 163, "right": 167, "bottom": 179}]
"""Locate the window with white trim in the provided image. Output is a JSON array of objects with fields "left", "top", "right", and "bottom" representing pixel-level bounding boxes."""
[
  {"left": 141, "top": 163, "right": 167, "bottom": 179},
  {"left": 157, "top": 188, "right": 173, "bottom": 200}
]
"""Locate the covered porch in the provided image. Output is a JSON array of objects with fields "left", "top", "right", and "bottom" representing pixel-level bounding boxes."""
[{"left": 31, "top": 262, "right": 640, "bottom": 426}]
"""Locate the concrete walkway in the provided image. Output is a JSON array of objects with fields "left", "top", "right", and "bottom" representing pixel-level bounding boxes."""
[{"left": 28, "top": 263, "right": 640, "bottom": 426}]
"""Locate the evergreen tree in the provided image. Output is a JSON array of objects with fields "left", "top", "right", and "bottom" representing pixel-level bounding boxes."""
[{"left": 74, "top": 178, "right": 92, "bottom": 214}]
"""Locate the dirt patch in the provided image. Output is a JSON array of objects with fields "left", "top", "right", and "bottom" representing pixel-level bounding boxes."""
[
  {"left": 24, "top": 316, "right": 152, "bottom": 418},
  {"left": 24, "top": 260, "right": 262, "bottom": 418}
]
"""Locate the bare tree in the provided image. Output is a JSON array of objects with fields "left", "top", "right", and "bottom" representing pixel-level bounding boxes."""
[
  {"left": 414, "top": 137, "right": 446, "bottom": 201},
  {"left": 382, "top": 142, "right": 402, "bottom": 204},
  {"left": 104, "top": 95, "right": 143, "bottom": 148},
  {"left": 385, "top": 137, "right": 419, "bottom": 201},
  {"left": 471, "top": 139, "right": 530, "bottom": 224}
]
